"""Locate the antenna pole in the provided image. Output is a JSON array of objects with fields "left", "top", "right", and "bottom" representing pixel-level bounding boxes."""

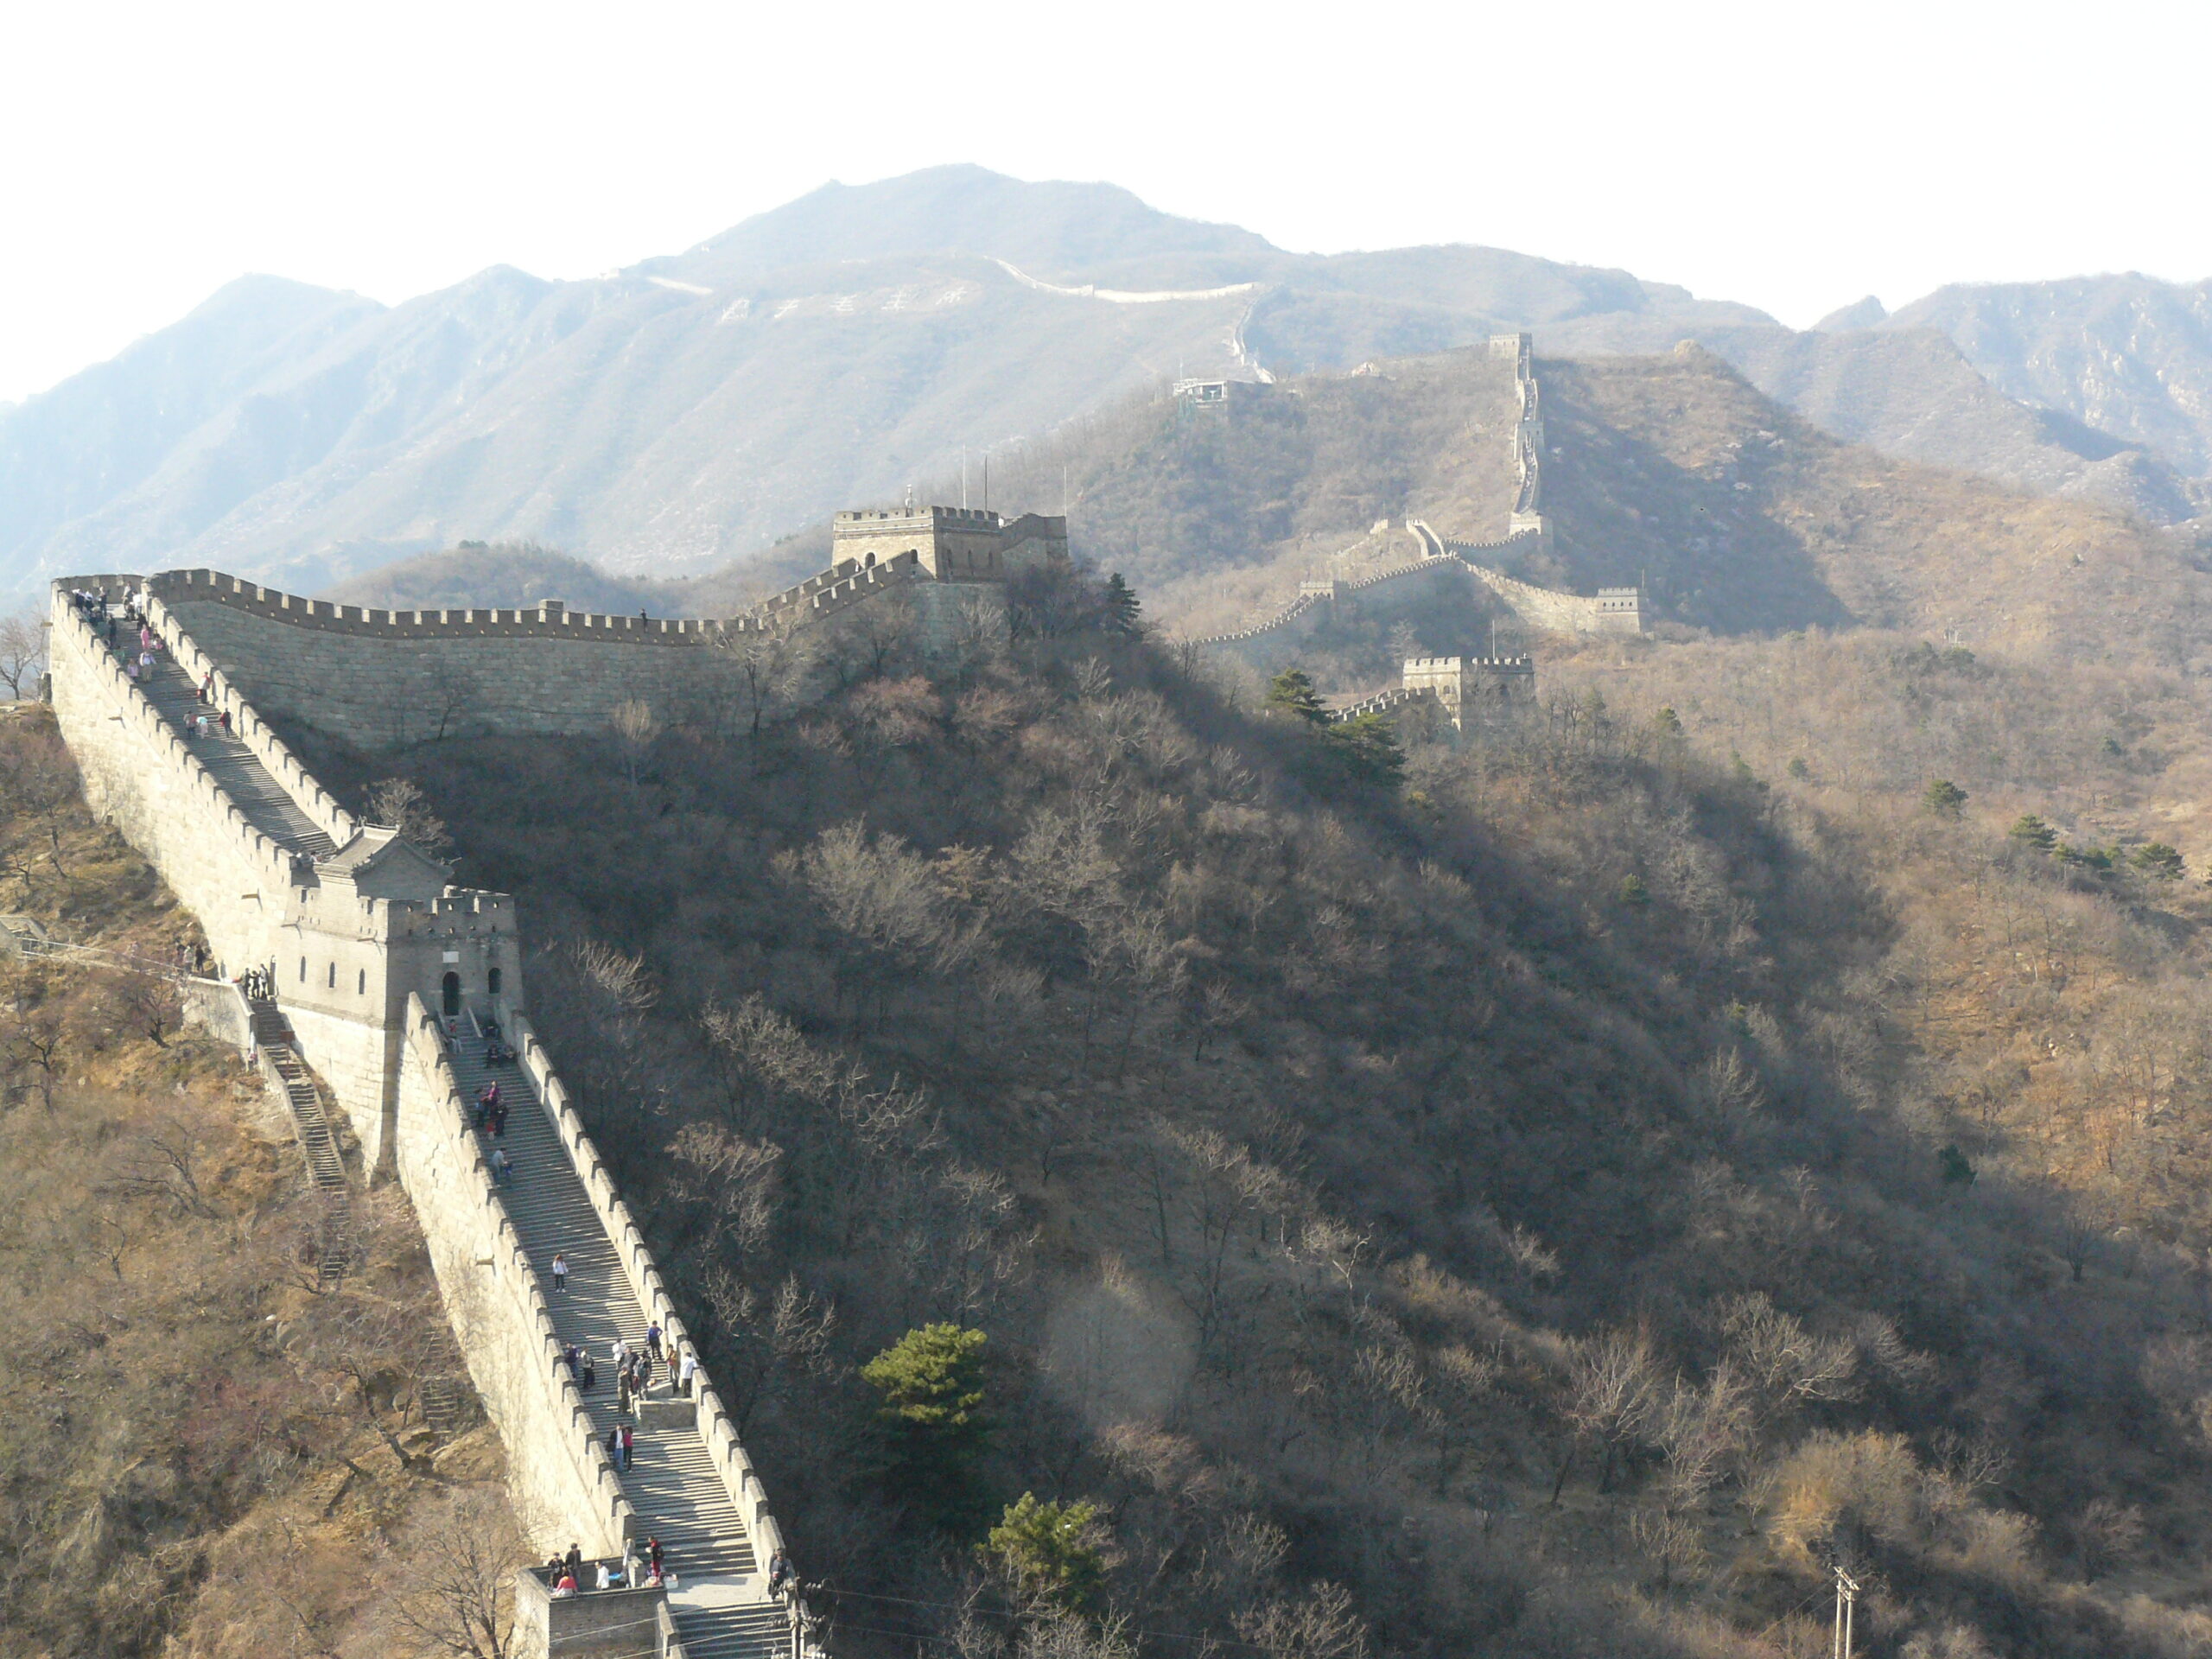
[
  {"left": 983, "top": 453, "right": 989, "bottom": 514},
  {"left": 962, "top": 447, "right": 969, "bottom": 510}
]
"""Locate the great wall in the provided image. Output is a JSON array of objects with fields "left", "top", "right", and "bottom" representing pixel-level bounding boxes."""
[
  {"left": 1186, "top": 334, "right": 1643, "bottom": 690},
  {"left": 41, "top": 506, "right": 1071, "bottom": 1659},
  {"left": 32, "top": 359, "right": 1644, "bottom": 1652}
]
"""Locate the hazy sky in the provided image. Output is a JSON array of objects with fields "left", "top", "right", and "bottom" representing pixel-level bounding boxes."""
[{"left": 3, "top": 0, "right": 2204, "bottom": 404}]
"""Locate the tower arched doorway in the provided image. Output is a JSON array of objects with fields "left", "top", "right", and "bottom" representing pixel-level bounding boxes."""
[{"left": 442, "top": 972, "right": 461, "bottom": 1018}]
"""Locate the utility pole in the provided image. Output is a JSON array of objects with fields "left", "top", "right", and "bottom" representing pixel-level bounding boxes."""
[
  {"left": 1830, "top": 1565, "right": 1859, "bottom": 1659},
  {"left": 962, "top": 447, "right": 968, "bottom": 510}
]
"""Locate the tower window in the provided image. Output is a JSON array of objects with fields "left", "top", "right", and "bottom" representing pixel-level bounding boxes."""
[
  {"left": 358, "top": 969, "right": 366, "bottom": 995},
  {"left": 327, "top": 962, "right": 336, "bottom": 988},
  {"left": 299, "top": 957, "right": 307, "bottom": 982}
]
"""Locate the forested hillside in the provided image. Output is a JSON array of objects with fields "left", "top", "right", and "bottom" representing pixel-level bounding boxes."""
[
  {"left": 0, "top": 708, "right": 519, "bottom": 1659},
  {"left": 251, "top": 560, "right": 2212, "bottom": 1659}
]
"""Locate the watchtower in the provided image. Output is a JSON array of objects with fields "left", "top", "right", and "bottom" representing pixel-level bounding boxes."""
[
  {"left": 830, "top": 505, "right": 1068, "bottom": 582},
  {"left": 1402, "top": 655, "right": 1537, "bottom": 727}
]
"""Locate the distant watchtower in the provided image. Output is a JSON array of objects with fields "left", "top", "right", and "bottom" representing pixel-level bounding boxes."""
[
  {"left": 830, "top": 505, "right": 1068, "bottom": 582},
  {"left": 1402, "top": 655, "right": 1536, "bottom": 726},
  {"left": 1594, "top": 588, "right": 1643, "bottom": 633}
]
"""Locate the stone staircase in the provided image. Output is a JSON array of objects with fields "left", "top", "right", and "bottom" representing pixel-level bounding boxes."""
[
  {"left": 444, "top": 1024, "right": 789, "bottom": 1659},
  {"left": 249, "top": 996, "right": 357, "bottom": 1289},
  {"left": 133, "top": 644, "right": 334, "bottom": 856},
  {"left": 418, "top": 1375, "right": 468, "bottom": 1436}
]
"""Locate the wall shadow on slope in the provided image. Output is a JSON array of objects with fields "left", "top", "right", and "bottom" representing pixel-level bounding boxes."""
[{"left": 1540, "top": 367, "right": 1858, "bottom": 636}]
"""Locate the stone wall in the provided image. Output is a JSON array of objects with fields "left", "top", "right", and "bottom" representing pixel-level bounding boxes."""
[
  {"left": 48, "top": 588, "right": 296, "bottom": 976},
  {"left": 1465, "top": 565, "right": 1643, "bottom": 636},
  {"left": 52, "top": 573, "right": 802, "bottom": 1608},
  {"left": 156, "top": 561, "right": 1014, "bottom": 751},
  {"left": 159, "top": 581, "right": 743, "bottom": 751},
  {"left": 144, "top": 587, "right": 360, "bottom": 845},
  {"left": 393, "top": 994, "right": 633, "bottom": 1554},
  {"left": 509, "top": 1013, "right": 792, "bottom": 1566}
]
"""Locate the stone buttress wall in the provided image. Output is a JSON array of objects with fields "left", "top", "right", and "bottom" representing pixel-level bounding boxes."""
[
  {"left": 394, "top": 995, "right": 632, "bottom": 1554},
  {"left": 509, "top": 1013, "right": 792, "bottom": 1567},
  {"left": 159, "top": 584, "right": 741, "bottom": 751},
  {"left": 47, "top": 587, "right": 293, "bottom": 976}
]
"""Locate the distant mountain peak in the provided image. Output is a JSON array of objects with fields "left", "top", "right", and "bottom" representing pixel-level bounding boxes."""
[
  {"left": 1815, "top": 296, "right": 1888, "bottom": 333},
  {"left": 642, "top": 164, "right": 1277, "bottom": 289}
]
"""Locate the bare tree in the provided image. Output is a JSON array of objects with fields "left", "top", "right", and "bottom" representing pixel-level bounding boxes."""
[
  {"left": 104, "top": 1117, "right": 215, "bottom": 1217},
  {"left": 1719, "top": 1293, "right": 1859, "bottom": 1443},
  {"left": 0, "top": 609, "right": 46, "bottom": 700},
  {"left": 1560, "top": 1328, "right": 1660, "bottom": 1498},
  {"left": 308, "top": 1293, "right": 452, "bottom": 1470},
  {"left": 114, "top": 969, "right": 184, "bottom": 1048},
  {"left": 2071, "top": 1497, "right": 2145, "bottom": 1580},
  {"left": 609, "top": 699, "right": 662, "bottom": 787},
  {"left": 666, "top": 1122, "right": 784, "bottom": 1256},
  {"left": 696, "top": 1266, "right": 836, "bottom": 1434},
  {"left": 424, "top": 658, "right": 481, "bottom": 743},
  {"left": 5, "top": 1009, "right": 66, "bottom": 1112},
  {"left": 369, "top": 779, "right": 454, "bottom": 859},
  {"left": 389, "top": 1486, "right": 527, "bottom": 1657},
  {"left": 1231, "top": 1581, "right": 1370, "bottom": 1659},
  {"left": 718, "top": 624, "right": 818, "bottom": 749}
]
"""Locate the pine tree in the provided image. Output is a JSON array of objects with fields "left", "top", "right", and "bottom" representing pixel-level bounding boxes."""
[
  {"left": 1331, "top": 712, "right": 1406, "bottom": 788},
  {"left": 2133, "top": 842, "right": 2184, "bottom": 881},
  {"left": 1923, "top": 779, "right": 1967, "bottom": 818},
  {"left": 1268, "top": 668, "right": 1330, "bottom": 727},
  {"left": 861, "top": 1324, "right": 991, "bottom": 1529},
  {"left": 1102, "top": 573, "right": 1143, "bottom": 636},
  {"left": 982, "top": 1492, "right": 1108, "bottom": 1608}
]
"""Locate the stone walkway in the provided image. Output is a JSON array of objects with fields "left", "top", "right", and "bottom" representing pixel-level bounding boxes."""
[{"left": 448, "top": 1031, "right": 790, "bottom": 1659}]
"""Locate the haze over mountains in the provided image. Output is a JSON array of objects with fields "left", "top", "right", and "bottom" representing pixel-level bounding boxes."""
[{"left": 5, "top": 165, "right": 2210, "bottom": 601}]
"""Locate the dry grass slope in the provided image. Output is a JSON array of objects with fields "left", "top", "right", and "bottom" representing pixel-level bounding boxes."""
[{"left": 0, "top": 708, "right": 523, "bottom": 1659}]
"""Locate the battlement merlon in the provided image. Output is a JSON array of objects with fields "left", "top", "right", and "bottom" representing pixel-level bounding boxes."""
[{"left": 831, "top": 505, "right": 1069, "bottom": 582}]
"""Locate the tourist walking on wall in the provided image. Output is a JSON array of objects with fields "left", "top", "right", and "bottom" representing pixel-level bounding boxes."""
[
  {"left": 768, "top": 1549, "right": 791, "bottom": 1598},
  {"left": 679, "top": 1345, "right": 697, "bottom": 1398},
  {"left": 619, "top": 1423, "right": 634, "bottom": 1469},
  {"left": 551, "top": 1252, "right": 569, "bottom": 1291},
  {"left": 580, "top": 1351, "right": 596, "bottom": 1391},
  {"left": 645, "top": 1322, "right": 662, "bottom": 1363},
  {"left": 491, "top": 1146, "right": 512, "bottom": 1185}
]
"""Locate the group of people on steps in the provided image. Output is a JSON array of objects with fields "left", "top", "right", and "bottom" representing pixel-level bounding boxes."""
[{"left": 71, "top": 583, "right": 235, "bottom": 738}]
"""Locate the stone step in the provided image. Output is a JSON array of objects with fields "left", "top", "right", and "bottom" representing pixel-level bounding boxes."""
[{"left": 444, "top": 1033, "right": 763, "bottom": 1582}]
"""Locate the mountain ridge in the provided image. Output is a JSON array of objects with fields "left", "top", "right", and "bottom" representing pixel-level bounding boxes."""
[{"left": 7, "top": 168, "right": 2212, "bottom": 605}]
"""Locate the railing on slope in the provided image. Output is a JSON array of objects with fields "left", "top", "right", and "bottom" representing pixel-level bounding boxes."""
[
  {"left": 1185, "top": 588, "right": 1331, "bottom": 651},
  {"left": 400, "top": 994, "right": 639, "bottom": 1553},
  {"left": 1327, "top": 685, "right": 1438, "bottom": 722},
  {"left": 505, "top": 1010, "right": 807, "bottom": 1643},
  {"left": 142, "top": 587, "right": 360, "bottom": 847},
  {"left": 247, "top": 995, "right": 359, "bottom": 1287}
]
